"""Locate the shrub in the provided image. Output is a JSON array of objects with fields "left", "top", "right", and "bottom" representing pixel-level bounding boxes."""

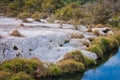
[
  {"left": 40, "top": 12, "right": 48, "bottom": 19},
  {"left": 0, "top": 58, "right": 49, "bottom": 78},
  {"left": 95, "top": 24, "right": 104, "bottom": 28},
  {"left": 10, "top": 29, "right": 24, "bottom": 37},
  {"left": 58, "top": 60, "right": 85, "bottom": 73},
  {"left": 48, "top": 64, "right": 63, "bottom": 76},
  {"left": 17, "top": 12, "right": 30, "bottom": 19},
  {"left": 10, "top": 72, "right": 34, "bottom": 80},
  {"left": 0, "top": 71, "right": 12, "bottom": 80},
  {"left": 31, "top": 11, "right": 41, "bottom": 21}
]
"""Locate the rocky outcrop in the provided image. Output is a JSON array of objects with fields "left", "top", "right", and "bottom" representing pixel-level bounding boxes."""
[{"left": 1, "top": 17, "right": 115, "bottom": 63}]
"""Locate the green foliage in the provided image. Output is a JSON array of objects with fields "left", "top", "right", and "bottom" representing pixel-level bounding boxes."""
[
  {"left": 110, "top": 14, "right": 120, "bottom": 27},
  {"left": 10, "top": 72, "right": 34, "bottom": 80},
  {"left": 31, "top": 11, "right": 41, "bottom": 21},
  {"left": 39, "top": 12, "right": 48, "bottom": 19},
  {"left": 88, "top": 44, "right": 103, "bottom": 57},
  {"left": 55, "top": 4, "right": 72, "bottom": 20},
  {"left": 58, "top": 60, "right": 85, "bottom": 73},
  {"left": 17, "top": 12, "right": 30, "bottom": 19},
  {"left": 88, "top": 33, "right": 120, "bottom": 58},
  {"left": 0, "top": 58, "right": 49, "bottom": 78},
  {"left": 55, "top": 2, "right": 85, "bottom": 21},
  {"left": 48, "top": 64, "right": 63, "bottom": 75}
]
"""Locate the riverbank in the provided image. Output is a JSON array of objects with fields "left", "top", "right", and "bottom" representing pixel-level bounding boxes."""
[{"left": 0, "top": 17, "right": 120, "bottom": 80}]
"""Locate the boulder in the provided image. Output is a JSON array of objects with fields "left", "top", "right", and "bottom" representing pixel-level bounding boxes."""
[
  {"left": 81, "top": 50, "right": 97, "bottom": 60},
  {"left": 69, "top": 39, "right": 83, "bottom": 47},
  {"left": 77, "top": 25, "right": 88, "bottom": 32},
  {"left": 106, "top": 31, "right": 114, "bottom": 36}
]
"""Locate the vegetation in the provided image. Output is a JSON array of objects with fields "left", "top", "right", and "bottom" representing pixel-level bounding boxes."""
[
  {"left": 0, "top": 32, "right": 120, "bottom": 79},
  {"left": 0, "top": 0, "right": 120, "bottom": 79},
  {"left": 0, "top": 58, "right": 49, "bottom": 79},
  {"left": 48, "top": 64, "right": 63, "bottom": 75},
  {"left": 58, "top": 60, "right": 85, "bottom": 73},
  {"left": 0, "top": 71, "right": 12, "bottom": 80},
  {"left": 0, "top": 0, "right": 119, "bottom": 27},
  {"left": 88, "top": 32, "right": 120, "bottom": 57},
  {"left": 63, "top": 50, "right": 95, "bottom": 67},
  {"left": 10, "top": 72, "right": 34, "bottom": 80},
  {"left": 10, "top": 29, "right": 25, "bottom": 37}
]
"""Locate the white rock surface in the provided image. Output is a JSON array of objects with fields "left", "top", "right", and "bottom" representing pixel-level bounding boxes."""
[{"left": 0, "top": 17, "right": 100, "bottom": 63}]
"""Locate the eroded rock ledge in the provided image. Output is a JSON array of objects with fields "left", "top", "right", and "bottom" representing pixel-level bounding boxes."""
[{"left": 0, "top": 17, "right": 114, "bottom": 63}]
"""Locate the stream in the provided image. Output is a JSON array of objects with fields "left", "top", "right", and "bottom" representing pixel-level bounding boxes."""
[
  {"left": 46, "top": 47, "right": 120, "bottom": 80},
  {"left": 82, "top": 47, "right": 120, "bottom": 80}
]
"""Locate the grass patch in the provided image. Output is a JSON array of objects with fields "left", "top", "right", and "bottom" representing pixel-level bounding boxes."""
[
  {"left": 88, "top": 32, "right": 120, "bottom": 58},
  {"left": 10, "top": 72, "right": 34, "bottom": 80},
  {"left": 48, "top": 64, "right": 63, "bottom": 76},
  {"left": 0, "top": 58, "right": 49, "bottom": 78},
  {"left": 0, "top": 71, "right": 12, "bottom": 80},
  {"left": 63, "top": 50, "right": 96, "bottom": 67},
  {"left": 58, "top": 60, "right": 85, "bottom": 73}
]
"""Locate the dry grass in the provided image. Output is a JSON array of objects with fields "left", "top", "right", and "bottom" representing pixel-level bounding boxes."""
[
  {"left": 58, "top": 60, "right": 85, "bottom": 73},
  {"left": 0, "top": 71, "right": 12, "bottom": 80},
  {"left": 83, "top": 40, "right": 91, "bottom": 47},
  {"left": 0, "top": 58, "right": 49, "bottom": 78},
  {"left": 70, "top": 33, "right": 84, "bottom": 39},
  {"left": 93, "top": 30, "right": 100, "bottom": 36},
  {"left": 10, "top": 29, "right": 25, "bottom": 37},
  {"left": 95, "top": 24, "right": 104, "bottom": 28},
  {"left": 87, "top": 28, "right": 92, "bottom": 32},
  {"left": 19, "top": 23, "right": 25, "bottom": 27},
  {"left": 63, "top": 50, "right": 95, "bottom": 67}
]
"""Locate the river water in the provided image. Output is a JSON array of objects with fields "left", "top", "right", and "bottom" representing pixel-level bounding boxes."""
[
  {"left": 82, "top": 48, "right": 120, "bottom": 80},
  {"left": 47, "top": 48, "right": 120, "bottom": 80}
]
